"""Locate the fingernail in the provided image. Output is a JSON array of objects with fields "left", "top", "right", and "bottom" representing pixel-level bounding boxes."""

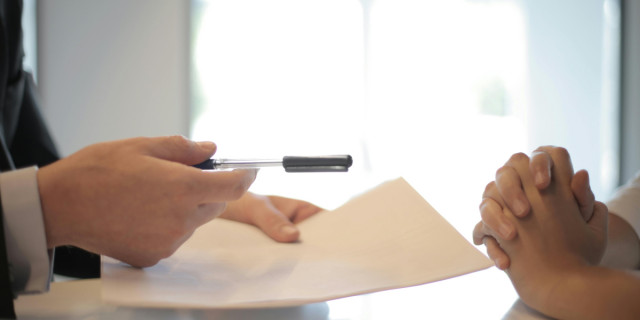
[
  {"left": 535, "top": 172, "right": 545, "bottom": 186},
  {"left": 513, "top": 199, "right": 527, "bottom": 216},
  {"left": 280, "top": 225, "right": 299, "bottom": 236},
  {"left": 494, "top": 257, "right": 504, "bottom": 269}
]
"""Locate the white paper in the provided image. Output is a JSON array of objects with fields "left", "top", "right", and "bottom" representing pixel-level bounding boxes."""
[{"left": 102, "top": 178, "right": 492, "bottom": 308}]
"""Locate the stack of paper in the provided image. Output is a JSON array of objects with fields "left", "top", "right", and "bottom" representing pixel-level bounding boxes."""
[{"left": 102, "top": 178, "right": 492, "bottom": 308}]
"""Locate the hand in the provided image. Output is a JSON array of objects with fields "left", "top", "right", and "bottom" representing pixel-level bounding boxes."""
[
  {"left": 220, "top": 192, "right": 324, "bottom": 242},
  {"left": 494, "top": 148, "right": 608, "bottom": 311},
  {"left": 38, "top": 136, "right": 257, "bottom": 267},
  {"left": 473, "top": 146, "right": 596, "bottom": 269}
]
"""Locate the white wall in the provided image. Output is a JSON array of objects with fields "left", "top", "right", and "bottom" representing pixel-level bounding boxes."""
[
  {"left": 522, "top": 0, "right": 620, "bottom": 199},
  {"left": 38, "top": 0, "right": 190, "bottom": 157},
  {"left": 621, "top": 0, "right": 640, "bottom": 184}
]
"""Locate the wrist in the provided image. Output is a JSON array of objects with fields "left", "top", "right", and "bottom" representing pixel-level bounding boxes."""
[
  {"left": 37, "top": 164, "right": 67, "bottom": 248},
  {"left": 510, "top": 256, "right": 589, "bottom": 314},
  {"left": 528, "top": 264, "right": 595, "bottom": 318}
]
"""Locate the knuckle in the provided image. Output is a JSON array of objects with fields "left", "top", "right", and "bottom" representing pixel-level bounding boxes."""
[
  {"left": 168, "top": 173, "right": 200, "bottom": 202},
  {"left": 169, "top": 134, "right": 189, "bottom": 144},
  {"left": 483, "top": 181, "right": 497, "bottom": 196},
  {"left": 472, "top": 222, "right": 485, "bottom": 245},
  {"left": 535, "top": 145, "right": 555, "bottom": 153},
  {"left": 125, "top": 137, "right": 152, "bottom": 153},
  {"left": 133, "top": 136, "right": 152, "bottom": 145},
  {"left": 549, "top": 146, "right": 570, "bottom": 160},
  {"left": 495, "top": 166, "right": 508, "bottom": 178},
  {"left": 479, "top": 203, "right": 494, "bottom": 222},
  {"left": 509, "top": 152, "right": 529, "bottom": 163},
  {"left": 166, "top": 135, "right": 192, "bottom": 150},
  {"left": 181, "top": 176, "right": 200, "bottom": 195},
  {"left": 494, "top": 167, "right": 517, "bottom": 189},
  {"left": 478, "top": 197, "right": 491, "bottom": 211}
]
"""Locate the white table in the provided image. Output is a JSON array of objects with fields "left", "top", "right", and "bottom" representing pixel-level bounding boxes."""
[{"left": 15, "top": 267, "right": 552, "bottom": 320}]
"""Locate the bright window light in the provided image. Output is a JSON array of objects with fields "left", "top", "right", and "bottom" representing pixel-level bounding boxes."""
[
  {"left": 191, "top": 0, "right": 618, "bottom": 318},
  {"left": 191, "top": 0, "right": 367, "bottom": 208}
]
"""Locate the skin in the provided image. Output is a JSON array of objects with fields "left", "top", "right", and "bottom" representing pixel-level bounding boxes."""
[
  {"left": 474, "top": 146, "right": 640, "bottom": 270},
  {"left": 475, "top": 147, "right": 640, "bottom": 319},
  {"left": 220, "top": 193, "right": 322, "bottom": 243},
  {"left": 38, "top": 136, "right": 323, "bottom": 268}
]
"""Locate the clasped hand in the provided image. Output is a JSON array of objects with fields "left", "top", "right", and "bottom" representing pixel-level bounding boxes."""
[{"left": 473, "top": 146, "right": 608, "bottom": 307}]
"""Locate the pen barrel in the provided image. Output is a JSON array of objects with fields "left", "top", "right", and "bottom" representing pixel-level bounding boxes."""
[
  {"left": 215, "top": 159, "right": 282, "bottom": 170},
  {"left": 192, "top": 159, "right": 281, "bottom": 170},
  {"left": 283, "top": 155, "right": 353, "bottom": 172},
  {"left": 193, "top": 155, "right": 353, "bottom": 172}
]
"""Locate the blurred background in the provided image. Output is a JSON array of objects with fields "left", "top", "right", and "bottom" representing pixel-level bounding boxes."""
[{"left": 23, "top": 0, "right": 640, "bottom": 317}]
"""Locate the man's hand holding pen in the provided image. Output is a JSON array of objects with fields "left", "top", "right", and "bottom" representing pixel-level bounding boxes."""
[
  {"left": 37, "top": 136, "right": 328, "bottom": 268},
  {"left": 38, "top": 136, "right": 257, "bottom": 267}
]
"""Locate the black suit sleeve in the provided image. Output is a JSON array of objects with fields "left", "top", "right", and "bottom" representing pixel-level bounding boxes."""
[
  {"left": 0, "top": 198, "right": 15, "bottom": 320},
  {"left": 9, "top": 72, "right": 100, "bottom": 280},
  {"left": 0, "top": 0, "right": 100, "bottom": 315},
  {"left": 8, "top": 73, "right": 58, "bottom": 169},
  {"left": 0, "top": 0, "right": 17, "bottom": 317}
]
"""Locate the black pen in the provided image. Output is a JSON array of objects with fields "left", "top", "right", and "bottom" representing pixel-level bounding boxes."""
[{"left": 193, "top": 155, "right": 353, "bottom": 172}]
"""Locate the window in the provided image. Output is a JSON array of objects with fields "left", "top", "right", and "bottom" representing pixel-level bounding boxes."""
[
  {"left": 191, "top": 1, "right": 619, "bottom": 316},
  {"left": 191, "top": 0, "right": 366, "bottom": 209},
  {"left": 191, "top": 0, "right": 619, "bottom": 221},
  {"left": 22, "top": 0, "right": 38, "bottom": 80}
]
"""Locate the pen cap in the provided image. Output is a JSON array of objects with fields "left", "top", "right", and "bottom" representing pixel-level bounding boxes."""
[{"left": 282, "top": 155, "right": 353, "bottom": 172}]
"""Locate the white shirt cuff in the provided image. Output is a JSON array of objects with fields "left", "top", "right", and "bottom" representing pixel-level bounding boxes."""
[{"left": 0, "top": 166, "right": 52, "bottom": 294}]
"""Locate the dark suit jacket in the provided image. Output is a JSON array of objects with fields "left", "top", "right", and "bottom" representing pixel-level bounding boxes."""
[{"left": 1, "top": 1, "right": 98, "bottom": 318}]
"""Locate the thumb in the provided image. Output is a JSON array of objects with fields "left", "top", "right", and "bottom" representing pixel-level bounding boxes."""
[
  {"left": 144, "top": 136, "right": 216, "bottom": 165},
  {"left": 572, "top": 169, "right": 595, "bottom": 222},
  {"left": 588, "top": 200, "right": 609, "bottom": 236}
]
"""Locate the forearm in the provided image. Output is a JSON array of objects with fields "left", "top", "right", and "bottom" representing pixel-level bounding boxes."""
[
  {"left": 538, "top": 266, "right": 640, "bottom": 320},
  {"left": 601, "top": 213, "right": 640, "bottom": 269}
]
